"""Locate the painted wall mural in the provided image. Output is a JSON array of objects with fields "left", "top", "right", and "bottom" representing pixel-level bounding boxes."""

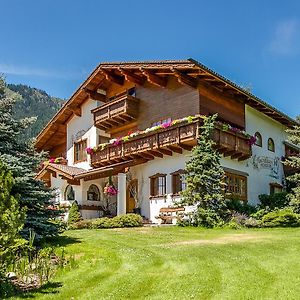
[{"left": 249, "top": 155, "right": 281, "bottom": 179}]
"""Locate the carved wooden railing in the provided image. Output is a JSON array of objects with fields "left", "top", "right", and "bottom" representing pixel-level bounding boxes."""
[
  {"left": 92, "top": 94, "right": 140, "bottom": 130},
  {"left": 90, "top": 118, "right": 252, "bottom": 167}
]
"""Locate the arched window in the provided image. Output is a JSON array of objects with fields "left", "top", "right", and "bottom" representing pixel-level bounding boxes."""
[
  {"left": 254, "top": 132, "right": 262, "bottom": 147},
  {"left": 268, "top": 138, "right": 275, "bottom": 152},
  {"left": 65, "top": 185, "right": 75, "bottom": 201},
  {"left": 87, "top": 184, "right": 100, "bottom": 201}
]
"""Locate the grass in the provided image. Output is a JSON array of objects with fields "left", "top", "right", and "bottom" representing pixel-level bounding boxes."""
[{"left": 12, "top": 227, "right": 300, "bottom": 300}]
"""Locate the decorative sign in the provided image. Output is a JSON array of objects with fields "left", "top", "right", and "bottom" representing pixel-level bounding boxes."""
[{"left": 249, "top": 155, "right": 281, "bottom": 179}]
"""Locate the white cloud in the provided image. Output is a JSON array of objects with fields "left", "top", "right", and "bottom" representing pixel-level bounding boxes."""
[
  {"left": 269, "top": 19, "right": 299, "bottom": 55},
  {"left": 0, "top": 63, "right": 85, "bottom": 79}
]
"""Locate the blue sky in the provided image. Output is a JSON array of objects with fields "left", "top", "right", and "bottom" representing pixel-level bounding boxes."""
[{"left": 1, "top": 0, "right": 299, "bottom": 117}]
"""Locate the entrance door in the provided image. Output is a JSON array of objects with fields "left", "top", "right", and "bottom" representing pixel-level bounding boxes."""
[{"left": 126, "top": 179, "right": 137, "bottom": 213}]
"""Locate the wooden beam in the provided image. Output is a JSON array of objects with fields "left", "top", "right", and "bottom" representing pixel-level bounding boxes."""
[
  {"left": 158, "top": 148, "right": 172, "bottom": 156},
  {"left": 167, "top": 145, "right": 183, "bottom": 154},
  {"left": 101, "top": 69, "right": 124, "bottom": 86},
  {"left": 67, "top": 179, "right": 80, "bottom": 186},
  {"left": 118, "top": 69, "right": 146, "bottom": 85},
  {"left": 178, "top": 143, "right": 193, "bottom": 151},
  {"left": 84, "top": 88, "right": 107, "bottom": 102},
  {"left": 171, "top": 68, "right": 198, "bottom": 88},
  {"left": 147, "top": 150, "right": 163, "bottom": 158},
  {"left": 139, "top": 153, "right": 154, "bottom": 160},
  {"left": 140, "top": 69, "right": 167, "bottom": 87},
  {"left": 67, "top": 104, "right": 81, "bottom": 117}
]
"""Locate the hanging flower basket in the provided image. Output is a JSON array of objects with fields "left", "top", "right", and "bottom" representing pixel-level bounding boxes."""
[{"left": 104, "top": 184, "right": 118, "bottom": 196}]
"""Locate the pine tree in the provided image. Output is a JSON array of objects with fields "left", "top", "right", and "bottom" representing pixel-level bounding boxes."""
[
  {"left": 0, "top": 76, "right": 61, "bottom": 242},
  {"left": 180, "top": 114, "right": 226, "bottom": 227},
  {"left": 285, "top": 117, "right": 300, "bottom": 213},
  {"left": 68, "top": 201, "right": 82, "bottom": 225},
  {"left": 0, "top": 161, "right": 26, "bottom": 270}
]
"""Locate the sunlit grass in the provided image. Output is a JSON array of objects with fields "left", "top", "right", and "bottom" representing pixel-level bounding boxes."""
[{"left": 13, "top": 227, "right": 300, "bottom": 300}]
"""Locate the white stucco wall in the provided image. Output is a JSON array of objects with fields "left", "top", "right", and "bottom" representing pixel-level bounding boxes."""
[
  {"left": 55, "top": 97, "right": 289, "bottom": 223},
  {"left": 66, "top": 99, "right": 109, "bottom": 170},
  {"left": 127, "top": 105, "right": 289, "bottom": 222},
  {"left": 50, "top": 173, "right": 118, "bottom": 219}
]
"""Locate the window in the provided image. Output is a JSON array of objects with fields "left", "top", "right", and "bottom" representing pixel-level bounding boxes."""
[
  {"left": 98, "top": 135, "right": 110, "bottom": 144},
  {"left": 150, "top": 173, "right": 166, "bottom": 197},
  {"left": 151, "top": 117, "right": 172, "bottom": 127},
  {"left": 224, "top": 172, "right": 247, "bottom": 201},
  {"left": 87, "top": 184, "right": 100, "bottom": 201},
  {"left": 254, "top": 132, "right": 262, "bottom": 147},
  {"left": 270, "top": 183, "right": 283, "bottom": 195},
  {"left": 64, "top": 185, "right": 75, "bottom": 201},
  {"left": 171, "top": 170, "right": 186, "bottom": 194},
  {"left": 74, "top": 139, "right": 87, "bottom": 162},
  {"left": 268, "top": 138, "right": 275, "bottom": 152}
]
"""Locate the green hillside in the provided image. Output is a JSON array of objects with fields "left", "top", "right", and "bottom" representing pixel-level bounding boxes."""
[{"left": 8, "top": 84, "right": 64, "bottom": 138}]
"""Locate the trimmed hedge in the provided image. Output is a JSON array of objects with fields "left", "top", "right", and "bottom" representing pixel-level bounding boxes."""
[
  {"left": 70, "top": 213, "right": 143, "bottom": 230},
  {"left": 261, "top": 209, "right": 300, "bottom": 228}
]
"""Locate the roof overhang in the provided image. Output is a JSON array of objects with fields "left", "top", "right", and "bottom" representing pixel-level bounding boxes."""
[{"left": 35, "top": 58, "right": 297, "bottom": 153}]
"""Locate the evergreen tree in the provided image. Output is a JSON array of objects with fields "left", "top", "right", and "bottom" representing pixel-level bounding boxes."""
[
  {"left": 180, "top": 114, "right": 226, "bottom": 227},
  {"left": 285, "top": 117, "right": 300, "bottom": 213},
  {"left": 0, "top": 161, "right": 26, "bottom": 270},
  {"left": 68, "top": 201, "right": 82, "bottom": 225},
  {"left": 0, "top": 77, "right": 61, "bottom": 242}
]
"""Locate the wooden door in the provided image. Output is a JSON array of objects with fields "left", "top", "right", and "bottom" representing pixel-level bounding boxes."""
[{"left": 126, "top": 179, "right": 137, "bottom": 213}]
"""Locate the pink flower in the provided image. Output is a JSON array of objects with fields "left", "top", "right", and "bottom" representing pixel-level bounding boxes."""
[
  {"left": 49, "top": 158, "right": 55, "bottom": 163},
  {"left": 113, "top": 138, "right": 122, "bottom": 146},
  {"left": 104, "top": 184, "right": 118, "bottom": 196},
  {"left": 161, "top": 122, "right": 172, "bottom": 129},
  {"left": 247, "top": 136, "right": 257, "bottom": 146},
  {"left": 86, "top": 147, "right": 94, "bottom": 155}
]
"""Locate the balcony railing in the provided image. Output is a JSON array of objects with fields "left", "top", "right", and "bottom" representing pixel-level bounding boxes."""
[
  {"left": 92, "top": 94, "right": 140, "bottom": 130},
  {"left": 90, "top": 118, "right": 252, "bottom": 168}
]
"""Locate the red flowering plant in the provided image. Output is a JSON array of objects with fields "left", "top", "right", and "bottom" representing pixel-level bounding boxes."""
[
  {"left": 104, "top": 176, "right": 118, "bottom": 197},
  {"left": 86, "top": 147, "right": 94, "bottom": 155}
]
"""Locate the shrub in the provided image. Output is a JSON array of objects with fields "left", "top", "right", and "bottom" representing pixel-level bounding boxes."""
[
  {"left": 93, "top": 214, "right": 143, "bottom": 229},
  {"left": 261, "top": 208, "right": 300, "bottom": 227},
  {"left": 71, "top": 214, "right": 143, "bottom": 230},
  {"left": 69, "top": 219, "right": 93, "bottom": 230},
  {"left": 258, "top": 192, "right": 289, "bottom": 210},
  {"left": 244, "top": 217, "right": 261, "bottom": 228},
  {"left": 250, "top": 208, "right": 270, "bottom": 220},
  {"left": 68, "top": 202, "right": 82, "bottom": 226},
  {"left": 225, "top": 199, "right": 257, "bottom": 216},
  {"left": 192, "top": 208, "right": 224, "bottom": 228},
  {"left": 117, "top": 214, "right": 143, "bottom": 227}
]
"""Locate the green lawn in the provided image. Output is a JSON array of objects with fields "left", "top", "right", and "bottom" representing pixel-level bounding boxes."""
[{"left": 13, "top": 227, "right": 300, "bottom": 300}]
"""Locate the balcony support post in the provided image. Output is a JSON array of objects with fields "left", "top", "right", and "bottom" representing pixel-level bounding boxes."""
[{"left": 117, "top": 173, "right": 127, "bottom": 216}]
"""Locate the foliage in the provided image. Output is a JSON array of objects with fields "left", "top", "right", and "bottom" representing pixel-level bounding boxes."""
[
  {"left": 225, "top": 199, "right": 257, "bottom": 216},
  {"left": 0, "top": 77, "right": 62, "bottom": 242},
  {"left": 67, "top": 202, "right": 82, "bottom": 226},
  {"left": 284, "top": 117, "right": 300, "bottom": 213},
  {"left": 8, "top": 84, "right": 63, "bottom": 139},
  {"left": 0, "top": 162, "right": 26, "bottom": 297},
  {"left": 70, "top": 214, "right": 143, "bottom": 230},
  {"left": 260, "top": 208, "right": 300, "bottom": 228},
  {"left": 180, "top": 114, "right": 226, "bottom": 227},
  {"left": 191, "top": 208, "right": 224, "bottom": 228},
  {"left": 258, "top": 192, "right": 289, "bottom": 210},
  {"left": 18, "top": 228, "right": 300, "bottom": 299}
]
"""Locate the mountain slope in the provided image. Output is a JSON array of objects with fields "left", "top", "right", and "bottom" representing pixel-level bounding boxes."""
[{"left": 8, "top": 84, "right": 64, "bottom": 138}]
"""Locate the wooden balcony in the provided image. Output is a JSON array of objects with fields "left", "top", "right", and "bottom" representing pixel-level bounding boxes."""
[
  {"left": 90, "top": 118, "right": 252, "bottom": 168},
  {"left": 92, "top": 94, "right": 140, "bottom": 130}
]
